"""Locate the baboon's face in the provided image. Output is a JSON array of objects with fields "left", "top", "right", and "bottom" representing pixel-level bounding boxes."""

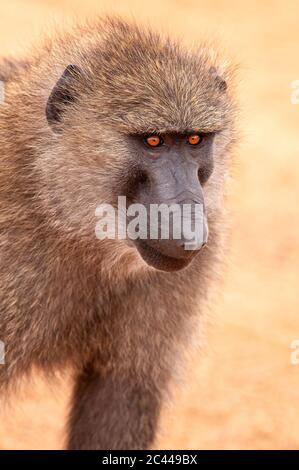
[
  {"left": 119, "top": 131, "right": 212, "bottom": 271},
  {"left": 42, "top": 37, "right": 234, "bottom": 272}
]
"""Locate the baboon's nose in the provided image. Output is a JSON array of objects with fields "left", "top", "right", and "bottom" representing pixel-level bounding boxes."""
[{"left": 133, "top": 204, "right": 209, "bottom": 272}]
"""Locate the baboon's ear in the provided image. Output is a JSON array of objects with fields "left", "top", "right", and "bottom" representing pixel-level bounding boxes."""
[
  {"left": 209, "top": 66, "right": 227, "bottom": 93},
  {"left": 46, "top": 64, "right": 82, "bottom": 131}
]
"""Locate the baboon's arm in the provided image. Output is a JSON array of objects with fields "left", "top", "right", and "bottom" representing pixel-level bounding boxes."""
[{"left": 67, "top": 367, "right": 161, "bottom": 450}]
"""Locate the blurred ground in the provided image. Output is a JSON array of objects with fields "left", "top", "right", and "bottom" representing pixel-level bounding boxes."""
[{"left": 0, "top": 0, "right": 299, "bottom": 450}]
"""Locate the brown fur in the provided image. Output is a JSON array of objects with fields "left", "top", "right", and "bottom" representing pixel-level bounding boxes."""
[{"left": 0, "top": 17, "right": 237, "bottom": 449}]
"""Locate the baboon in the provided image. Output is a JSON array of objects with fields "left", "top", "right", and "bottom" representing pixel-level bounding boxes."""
[{"left": 0, "top": 17, "right": 237, "bottom": 449}]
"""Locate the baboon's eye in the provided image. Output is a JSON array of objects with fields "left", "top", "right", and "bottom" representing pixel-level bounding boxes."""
[
  {"left": 145, "top": 135, "right": 163, "bottom": 147},
  {"left": 187, "top": 134, "right": 203, "bottom": 146}
]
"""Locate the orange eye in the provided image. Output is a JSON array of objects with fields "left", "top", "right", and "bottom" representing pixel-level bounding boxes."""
[
  {"left": 145, "top": 135, "right": 163, "bottom": 147},
  {"left": 188, "top": 134, "right": 202, "bottom": 146}
]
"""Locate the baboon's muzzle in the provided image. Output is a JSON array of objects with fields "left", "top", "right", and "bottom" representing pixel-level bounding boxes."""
[{"left": 130, "top": 156, "right": 209, "bottom": 272}]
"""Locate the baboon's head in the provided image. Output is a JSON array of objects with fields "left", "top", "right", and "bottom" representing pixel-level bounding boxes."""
[{"left": 35, "top": 18, "right": 236, "bottom": 272}]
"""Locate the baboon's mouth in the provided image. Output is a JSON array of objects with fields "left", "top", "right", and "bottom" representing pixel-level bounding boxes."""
[{"left": 134, "top": 240, "right": 200, "bottom": 272}]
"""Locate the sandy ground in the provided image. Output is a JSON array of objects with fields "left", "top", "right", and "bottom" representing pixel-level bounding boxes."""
[{"left": 0, "top": 0, "right": 299, "bottom": 450}]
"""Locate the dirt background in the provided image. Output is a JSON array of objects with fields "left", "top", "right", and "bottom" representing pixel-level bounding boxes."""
[{"left": 0, "top": 0, "right": 299, "bottom": 450}]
